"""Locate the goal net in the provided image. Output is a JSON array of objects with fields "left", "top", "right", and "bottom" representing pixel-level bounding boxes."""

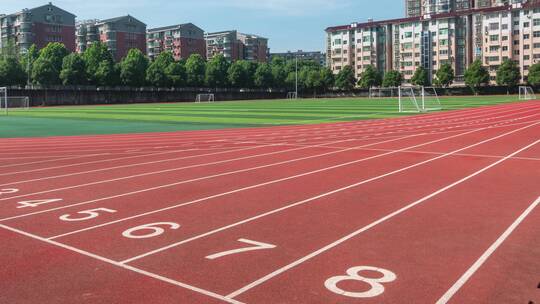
[
  {"left": 286, "top": 92, "right": 298, "bottom": 99},
  {"left": 419, "top": 87, "right": 442, "bottom": 111},
  {"left": 398, "top": 87, "right": 421, "bottom": 113},
  {"left": 195, "top": 94, "right": 215, "bottom": 103},
  {"left": 398, "top": 86, "right": 442, "bottom": 113},
  {"left": 369, "top": 87, "right": 399, "bottom": 99},
  {"left": 0, "top": 87, "right": 6, "bottom": 115},
  {"left": 519, "top": 86, "right": 536, "bottom": 100}
]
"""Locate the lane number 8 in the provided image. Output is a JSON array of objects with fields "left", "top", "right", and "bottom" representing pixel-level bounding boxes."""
[{"left": 325, "top": 266, "right": 397, "bottom": 298}]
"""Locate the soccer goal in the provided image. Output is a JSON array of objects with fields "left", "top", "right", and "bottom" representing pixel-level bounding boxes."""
[
  {"left": 519, "top": 86, "right": 536, "bottom": 100},
  {"left": 0, "top": 87, "right": 6, "bottom": 115},
  {"left": 398, "top": 87, "right": 421, "bottom": 113},
  {"left": 369, "top": 87, "right": 399, "bottom": 99},
  {"left": 419, "top": 86, "right": 442, "bottom": 111},
  {"left": 286, "top": 92, "right": 298, "bottom": 99},
  {"left": 195, "top": 93, "right": 215, "bottom": 103},
  {"left": 398, "top": 86, "right": 442, "bottom": 113}
]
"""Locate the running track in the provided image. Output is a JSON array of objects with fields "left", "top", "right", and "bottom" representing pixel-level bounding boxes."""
[{"left": 1, "top": 101, "right": 539, "bottom": 303}]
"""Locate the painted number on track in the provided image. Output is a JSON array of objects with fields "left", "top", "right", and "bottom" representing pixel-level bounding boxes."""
[
  {"left": 17, "top": 199, "right": 63, "bottom": 209},
  {"left": 325, "top": 266, "right": 397, "bottom": 298},
  {"left": 59, "top": 208, "right": 117, "bottom": 222},
  {"left": 122, "top": 222, "right": 180, "bottom": 239},
  {"left": 0, "top": 189, "right": 19, "bottom": 195},
  {"left": 205, "top": 238, "right": 276, "bottom": 260}
]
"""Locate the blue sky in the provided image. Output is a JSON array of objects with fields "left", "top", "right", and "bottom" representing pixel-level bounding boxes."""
[{"left": 5, "top": 0, "right": 404, "bottom": 52}]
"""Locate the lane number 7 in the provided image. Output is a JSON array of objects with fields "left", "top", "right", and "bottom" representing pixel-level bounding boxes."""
[{"left": 205, "top": 238, "right": 276, "bottom": 260}]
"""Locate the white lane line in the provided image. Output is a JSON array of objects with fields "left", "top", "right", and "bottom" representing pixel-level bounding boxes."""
[
  {"left": 0, "top": 224, "right": 244, "bottom": 304},
  {"left": 0, "top": 145, "right": 274, "bottom": 185},
  {"left": 1, "top": 135, "right": 417, "bottom": 224},
  {"left": 226, "top": 139, "right": 540, "bottom": 299},
  {"left": 0, "top": 153, "right": 110, "bottom": 169},
  {"left": 118, "top": 120, "right": 540, "bottom": 264},
  {"left": 0, "top": 139, "right": 352, "bottom": 200},
  {"left": 436, "top": 195, "right": 540, "bottom": 304}
]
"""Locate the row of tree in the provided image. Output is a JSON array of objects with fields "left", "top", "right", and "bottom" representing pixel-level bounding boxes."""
[
  {"left": 0, "top": 42, "right": 535, "bottom": 93},
  {"left": 0, "top": 42, "right": 337, "bottom": 93},
  {"left": 334, "top": 58, "right": 529, "bottom": 93}
]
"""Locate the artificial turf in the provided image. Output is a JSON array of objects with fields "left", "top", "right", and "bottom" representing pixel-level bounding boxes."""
[{"left": 0, "top": 95, "right": 521, "bottom": 138}]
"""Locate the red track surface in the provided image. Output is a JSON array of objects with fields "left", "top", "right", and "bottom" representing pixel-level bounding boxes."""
[{"left": 1, "top": 101, "right": 539, "bottom": 304}]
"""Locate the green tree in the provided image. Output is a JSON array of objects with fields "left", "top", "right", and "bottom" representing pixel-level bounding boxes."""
[
  {"left": 166, "top": 60, "right": 187, "bottom": 87},
  {"left": 83, "top": 42, "right": 114, "bottom": 85},
  {"left": 95, "top": 60, "right": 118, "bottom": 86},
  {"left": 433, "top": 63, "right": 454, "bottom": 87},
  {"left": 0, "top": 57, "right": 26, "bottom": 86},
  {"left": 31, "top": 57, "right": 58, "bottom": 86},
  {"left": 20, "top": 44, "right": 39, "bottom": 85},
  {"left": 270, "top": 56, "right": 287, "bottom": 88},
  {"left": 185, "top": 54, "right": 206, "bottom": 87},
  {"left": 496, "top": 59, "right": 521, "bottom": 94},
  {"left": 358, "top": 65, "right": 382, "bottom": 88},
  {"left": 464, "top": 59, "right": 490, "bottom": 95},
  {"left": 254, "top": 63, "right": 273, "bottom": 88},
  {"left": 39, "top": 43, "right": 69, "bottom": 74},
  {"left": 527, "top": 62, "right": 540, "bottom": 86},
  {"left": 60, "top": 53, "right": 87, "bottom": 85},
  {"left": 205, "top": 54, "right": 230, "bottom": 87},
  {"left": 227, "top": 60, "right": 254, "bottom": 88},
  {"left": 320, "top": 68, "right": 335, "bottom": 91},
  {"left": 382, "top": 70, "right": 402, "bottom": 88},
  {"left": 0, "top": 38, "right": 19, "bottom": 59},
  {"left": 411, "top": 66, "right": 430, "bottom": 86},
  {"left": 146, "top": 51, "right": 174, "bottom": 87},
  {"left": 305, "top": 69, "right": 323, "bottom": 96},
  {"left": 335, "top": 66, "right": 356, "bottom": 90},
  {"left": 120, "top": 49, "right": 148, "bottom": 87}
]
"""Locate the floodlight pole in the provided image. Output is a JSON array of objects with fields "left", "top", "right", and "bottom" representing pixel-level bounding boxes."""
[{"left": 295, "top": 55, "right": 298, "bottom": 99}]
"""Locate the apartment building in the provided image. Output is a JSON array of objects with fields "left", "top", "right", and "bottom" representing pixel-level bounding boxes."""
[
  {"left": 205, "top": 30, "right": 269, "bottom": 62},
  {"left": 0, "top": 2, "right": 76, "bottom": 54},
  {"left": 147, "top": 23, "right": 206, "bottom": 60},
  {"left": 270, "top": 50, "right": 326, "bottom": 66},
  {"left": 328, "top": 0, "right": 540, "bottom": 85},
  {"left": 76, "top": 15, "right": 146, "bottom": 61}
]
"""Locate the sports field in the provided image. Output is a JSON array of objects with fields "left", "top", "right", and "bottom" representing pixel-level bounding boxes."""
[
  {"left": 0, "top": 96, "right": 539, "bottom": 304},
  {"left": 0, "top": 95, "right": 519, "bottom": 138}
]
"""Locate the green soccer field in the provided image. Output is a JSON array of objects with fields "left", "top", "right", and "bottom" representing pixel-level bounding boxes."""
[{"left": 0, "top": 95, "right": 522, "bottom": 138}]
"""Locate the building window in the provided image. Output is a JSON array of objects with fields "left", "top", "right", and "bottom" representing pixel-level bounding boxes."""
[{"left": 489, "top": 35, "right": 499, "bottom": 42}]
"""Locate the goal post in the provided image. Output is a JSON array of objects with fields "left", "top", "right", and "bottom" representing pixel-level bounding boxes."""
[
  {"left": 195, "top": 93, "right": 215, "bottom": 103},
  {"left": 519, "top": 86, "right": 536, "bottom": 100},
  {"left": 398, "top": 86, "right": 421, "bottom": 113},
  {"left": 420, "top": 86, "right": 442, "bottom": 111},
  {"left": 0, "top": 87, "right": 7, "bottom": 115},
  {"left": 286, "top": 92, "right": 298, "bottom": 99},
  {"left": 398, "top": 86, "right": 442, "bottom": 113},
  {"left": 369, "top": 87, "right": 399, "bottom": 99}
]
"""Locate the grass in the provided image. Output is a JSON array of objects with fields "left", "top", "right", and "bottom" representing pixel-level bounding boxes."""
[{"left": 0, "top": 95, "right": 521, "bottom": 138}]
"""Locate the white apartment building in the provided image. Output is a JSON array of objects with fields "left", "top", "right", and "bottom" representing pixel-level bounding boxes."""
[{"left": 327, "top": 0, "right": 540, "bottom": 85}]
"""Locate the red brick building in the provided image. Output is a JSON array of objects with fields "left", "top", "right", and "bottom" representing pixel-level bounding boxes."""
[
  {"left": 147, "top": 23, "right": 206, "bottom": 60},
  {"left": 76, "top": 15, "right": 146, "bottom": 61},
  {"left": 0, "top": 2, "right": 76, "bottom": 53}
]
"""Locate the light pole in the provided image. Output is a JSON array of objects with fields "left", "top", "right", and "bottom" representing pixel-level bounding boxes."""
[{"left": 295, "top": 55, "right": 298, "bottom": 99}]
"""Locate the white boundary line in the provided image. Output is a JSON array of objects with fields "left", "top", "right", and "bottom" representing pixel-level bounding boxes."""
[
  {"left": 225, "top": 139, "right": 540, "bottom": 299},
  {"left": 116, "top": 121, "right": 540, "bottom": 264},
  {"left": 436, "top": 195, "right": 540, "bottom": 304},
  {"left": 0, "top": 224, "right": 244, "bottom": 304}
]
